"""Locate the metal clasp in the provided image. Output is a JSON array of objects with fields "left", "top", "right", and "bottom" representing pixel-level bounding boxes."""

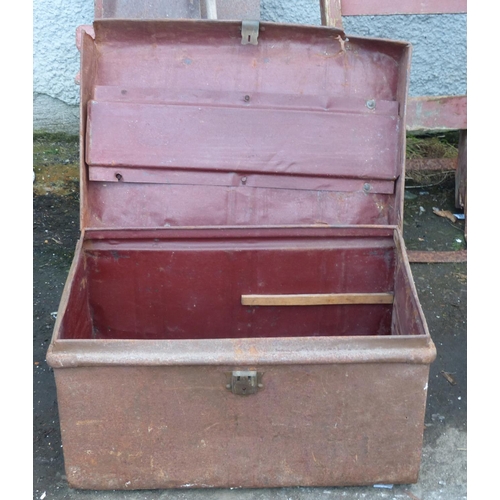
[
  {"left": 241, "top": 20, "right": 260, "bottom": 46},
  {"left": 226, "top": 371, "right": 263, "bottom": 395}
]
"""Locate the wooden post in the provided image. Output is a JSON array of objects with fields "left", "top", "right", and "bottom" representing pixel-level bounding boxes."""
[
  {"left": 206, "top": 0, "right": 218, "bottom": 19},
  {"left": 320, "top": 0, "right": 343, "bottom": 29},
  {"left": 455, "top": 129, "right": 467, "bottom": 240}
]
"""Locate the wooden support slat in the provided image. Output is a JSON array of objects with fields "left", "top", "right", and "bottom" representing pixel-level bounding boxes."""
[
  {"left": 206, "top": 0, "right": 218, "bottom": 19},
  {"left": 455, "top": 130, "right": 467, "bottom": 208},
  {"left": 241, "top": 293, "right": 394, "bottom": 306},
  {"left": 340, "top": 0, "right": 467, "bottom": 16},
  {"left": 455, "top": 129, "right": 467, "bottom": 240}
]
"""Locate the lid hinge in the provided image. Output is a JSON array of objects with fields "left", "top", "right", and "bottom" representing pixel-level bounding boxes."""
[{"left": 241, "top": 20, "right": 260, "bottom": 46}]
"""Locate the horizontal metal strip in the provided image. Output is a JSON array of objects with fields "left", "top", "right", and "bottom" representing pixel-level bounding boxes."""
[
  {"left": 47, "top": 335, "right": 436, "bottom": 368},
  {"left": 89, "top": 166, "right": 395, "bottom": 194},
  {"left": 242, "top": 293, "right": 394, "bottom": 306},
  {"left": 85, "top": 239, "right": 395, "bottom": 254},
  {"left": 83, "top": 226, "right": 397, "bottom": 242},
  {"left": 93, "top": 86, "right": 399, "bottom": 115},
  {"left": 86, "top": 101, "right": 400, "bottom": 179},
  {"left": 84, "top": 183, "right": 395, "bottom": 227}
]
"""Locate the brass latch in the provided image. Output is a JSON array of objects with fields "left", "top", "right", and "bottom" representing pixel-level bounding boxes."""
[{"left": 226, "top": 371, "right": 263, "bottom": 395}]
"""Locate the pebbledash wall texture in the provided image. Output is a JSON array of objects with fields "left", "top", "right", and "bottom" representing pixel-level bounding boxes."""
[{"left": 33, "top": 0, "right": 466, "bottom": 134}]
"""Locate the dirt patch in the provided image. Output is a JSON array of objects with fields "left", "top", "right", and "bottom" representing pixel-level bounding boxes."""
[
  {"left": 403, "top": 176, "right": 466, "bottom": 253},
  {"left": 33, "top": 133, "right": 79, "bottom": 196}
]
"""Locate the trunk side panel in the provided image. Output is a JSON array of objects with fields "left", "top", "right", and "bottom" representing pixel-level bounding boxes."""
[{"left": 56, "top": 363, "right": 429, "bottom": 490}]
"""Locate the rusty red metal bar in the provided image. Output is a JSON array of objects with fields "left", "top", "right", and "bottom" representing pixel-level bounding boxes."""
[
  {"left": 407, "top": 250, "right": 467, "bottom": 263},
  {"left": 321, "top": 0, "right": 467, "bottom": 25},
  {"left": 406, "top": 96, "right": 467, "bottom": 132},
  {"left": 455, "top": 130, "right": 467, "bottom": 239},
  {"left": 455, "top": 130, "right": 467, "bottom": 208}
]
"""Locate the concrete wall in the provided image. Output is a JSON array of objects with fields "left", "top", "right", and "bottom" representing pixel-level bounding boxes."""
[{"left": 33, "top": 0, "right": 466, "bottom": 133}]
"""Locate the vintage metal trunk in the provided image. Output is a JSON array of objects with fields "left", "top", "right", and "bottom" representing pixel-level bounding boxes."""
[{"left": 47, "top": 19, "right": 436, "bottom": 490}]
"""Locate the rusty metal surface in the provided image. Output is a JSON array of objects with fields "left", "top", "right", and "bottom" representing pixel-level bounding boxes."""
[
  {"left": 53, "top": 362, "right": 430, "bottom": 489},
  {"left": 47, "top": 225, "right": 435, "bottom": 488},
  {"left": 392, "top": 227, "right": 433, "bottom": 338},
  {"left": 406, "top": 95, "right": 467, "bottom": 131},
  {"left": 77, "top": 25, "right": 98, "bottom": 232},
  {"left": 48, "top": 335, "right": 435, "bottom": 368},
  {"left": 46, "top": 18, "right": 436, "bottom": 490},
  {"left": 407, "top": 250, "right": 467, "bottom": 263},
  {"left": 455, "top": 129, "right": 467, "bottom": 208}
]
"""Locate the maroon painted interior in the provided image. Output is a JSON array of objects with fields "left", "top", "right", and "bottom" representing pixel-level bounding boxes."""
[
  {"left": 59, "top": 228, "right": 403, "bottom": 340},
  {"left": 81, "top": 20, "right": 410, "bottom": 229},
  {"left": 65, "top": 22, "right": 415, "bottom": 342}
]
